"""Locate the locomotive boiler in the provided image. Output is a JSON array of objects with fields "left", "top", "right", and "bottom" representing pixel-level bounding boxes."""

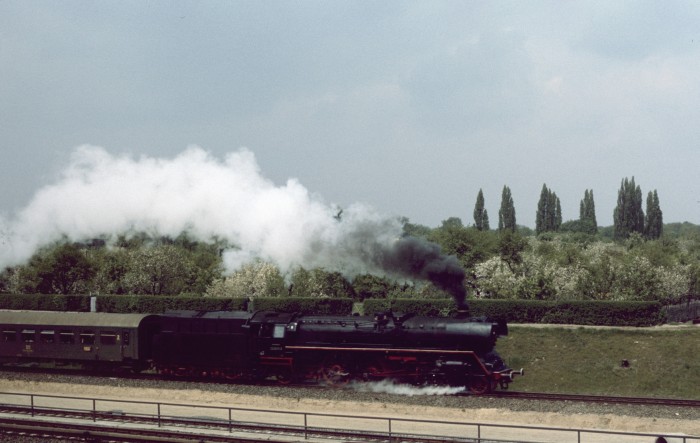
[{"left": 249, "top": 310, "right": 522, "bottom": 393}]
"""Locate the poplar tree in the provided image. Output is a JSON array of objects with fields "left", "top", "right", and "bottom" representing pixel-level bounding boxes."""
[
  {"left": 535, "top": 184, "right": 561, "bottom": 234},
  {"left": 579, "top": 189, "right": 598, "bottom": 234},
  {"left": 613, "top": 177, "right": 644, "bottom": 240},
  {"left": 644, "top": 190, "right": 663, "bottom": 239},
  {"left": 498, "top": 185, "right": 516, "bottom": 232},
  {"left": 473, "top": 189, "right": 490, "bottom": 231}
]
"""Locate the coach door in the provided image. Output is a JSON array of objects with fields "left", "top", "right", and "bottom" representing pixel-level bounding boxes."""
[
  {"left": 121, "top": 330, "right": 131, "bottom": 359},
  {"left": 80, "top": 330, "right": 98, "bottom": 359},
  {"left": 97, "top": 330, "right": 120, "bottom": 362}
]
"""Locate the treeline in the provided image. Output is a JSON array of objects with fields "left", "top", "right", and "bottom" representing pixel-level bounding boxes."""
[
  {"left": 1, "top": 220, "right": 698, "bottom": 305},
  {"left": 0, "top": 176, "right": 697, "bottom": 304},
  {"left": 480, "top": 177, "right": 664, "bottom": 240}
]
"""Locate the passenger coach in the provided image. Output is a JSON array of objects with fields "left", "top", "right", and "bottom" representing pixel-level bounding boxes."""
[{"left": 0, "top": 311, "right": 159, "bottom": 370}]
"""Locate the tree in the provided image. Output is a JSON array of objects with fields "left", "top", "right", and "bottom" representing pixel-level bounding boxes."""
[
  {"left": 644, "top": 190, "right": 663, "bottom": 240},
  {"left": 287, "top": 267, "right": 354, "bottom": 298},
  {"left": 19, "top": 243, "right": 96, "bottom": 294},
  {"left": 498, "top": 185, "right": 516, "bottom": 232},
  {"left": 535, "top": 184, "right": 561, "bottom": 235},
  {"left": 90, "top": 247, "right": 130, "bottom": 294},
  {"left": 352, "top": 274, "right": 393, "bottom": 300},
  {"left": 473, "top": 189, "right": 490, "bottom": 231},
  {"left": 428, "top": 219, "right": 498, "bottom": 271},
  {"left": 206, "top": 260, "right": 285, "bottom": 298},
  {"left": 555, "top": 197, "right": 562, "bottom": 230},
  {"left": 613, "top": 177, "right": 645, "bottom": 240},
  {"left": 401, "top": 219, "right": 432, "bottom": 239},
  {"left": 498, "top": 230, "right": 527, "bottom": 273},
  {"left": 441, "top": 217, "right": 463, "bottom": 229},
  {"left": 122, "top": 245, "right": 193, "bottom": 295},
  {"left": 579, "top": 189, "right": 598, "bottom": 234}
]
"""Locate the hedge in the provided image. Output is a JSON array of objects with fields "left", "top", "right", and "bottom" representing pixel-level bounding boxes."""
[
  {"left": 250, "top": 297, "right": 353, "bottom": 315},
  {"left": 537, "top": 301, "right": 665, "bottom": 326},
  {"left": 0, "top": 294, "right": 91, "bottom": 311},
  {"left": 363, "top": 299, "right": 453, "bottom": 317},
  {"left": 95, "top": 295, "right": 249, "bottom": 313},
  {"left": 363, "top": 298, "right": 664, "bottom": 326},
  {"left": 0, "top": 294, "right": 664, "bottom": 325}
]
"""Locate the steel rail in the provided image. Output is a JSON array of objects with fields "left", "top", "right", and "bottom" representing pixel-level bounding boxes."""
[
  {"left": 490, "top": 391, "right": 700, "bottom": 407},
  {"left": 0, "top": 409, "right": 476, "bottom": 443},
  {"left": 0, "top": 416, "right": 301, "bottom": 443}
]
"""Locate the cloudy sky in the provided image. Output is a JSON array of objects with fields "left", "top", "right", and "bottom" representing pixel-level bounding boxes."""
[{"left": 2, "top": 1, "right": 699, "bottom": 230}]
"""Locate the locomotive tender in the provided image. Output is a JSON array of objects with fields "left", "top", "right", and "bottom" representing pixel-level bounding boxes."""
[{"left": 0, "top": 309, "right": 522, "bottom": 394}]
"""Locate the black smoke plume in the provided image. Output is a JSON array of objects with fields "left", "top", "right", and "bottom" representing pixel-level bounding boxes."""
[{"left": 376, "top": 237, "right": 468, "bottom": 311}]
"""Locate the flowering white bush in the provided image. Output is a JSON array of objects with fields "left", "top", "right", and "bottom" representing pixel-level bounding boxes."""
[
  {"left": 122, "top": 245, "right": 192, "bottom": 295},
  {"left": 473, "top": 237, "right": 693, "bottom": 302},
  {"left": 473, "top": 256, "right": 527, "bottom": 299},
  {"left": 655, "top": 264, "right": 692, "bottom": 303},
  {"left": 3, "top": 266, "right": 23, "bottom": 294},
  {"left": 206, "top": 260, "right": 285, "bottom": 298}
]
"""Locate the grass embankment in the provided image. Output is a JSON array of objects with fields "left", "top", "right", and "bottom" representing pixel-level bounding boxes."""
[{"left": 496, "top": 325, "right": 700, "bottom": 399}]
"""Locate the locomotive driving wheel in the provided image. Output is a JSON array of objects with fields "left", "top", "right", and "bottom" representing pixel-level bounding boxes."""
[
  {"left": 362, "top": 359, "right": 388, "bottom": 381},
  {"left": 468, "top": 376, "right": 492, "bottom": 395},
  {"left": 275, "top": 370, "right": 294, "bottom": 385},
  {"left": 320, "top": 361, "right": 351, "bottom": 387}
]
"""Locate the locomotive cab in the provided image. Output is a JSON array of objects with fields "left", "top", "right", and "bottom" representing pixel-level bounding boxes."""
[{"left": 247, "top": 311, "right": 297, "bottom": 382}]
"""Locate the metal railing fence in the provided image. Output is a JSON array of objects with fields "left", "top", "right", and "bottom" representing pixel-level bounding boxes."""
[{"left": 0, "top": 391, "right": 696, "bottom": 443}]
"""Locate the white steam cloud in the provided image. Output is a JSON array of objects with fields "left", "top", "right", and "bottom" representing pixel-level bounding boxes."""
[
  {"left": 0, "top": 145, "right": 403, "bottom": 275},
  {"left": 351, "top": 380, "right": 465, "bottom": 396}
]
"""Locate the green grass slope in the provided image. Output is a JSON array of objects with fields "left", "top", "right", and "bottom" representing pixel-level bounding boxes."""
[{"left": 496, "top": 325, "right": 700, "bottom": 399}]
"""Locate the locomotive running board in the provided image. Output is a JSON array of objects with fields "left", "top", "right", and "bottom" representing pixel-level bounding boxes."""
[{"left": 286, "top": 345, "right": 476, "bottom": 355}]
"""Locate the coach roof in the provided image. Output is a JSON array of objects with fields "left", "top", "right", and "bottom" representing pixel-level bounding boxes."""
[{"left": 0, "top": 311, "right": 157, "bottom": 328}]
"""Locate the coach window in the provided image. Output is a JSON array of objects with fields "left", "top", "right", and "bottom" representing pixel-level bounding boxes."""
[
  {"left": 21, "top": 330, "right": 35, "bottom": 343},
  {"left": 40, "top": 330, "right": 55, "bottom": 343},
  {"left": 80, "top": 331, "right": 95, "bottom": 345},
  {"left": 59, "top": 331, "right": 75, "bottom": 344},
  {"left": 273, "top": 324, "right": 286, "bottom": 339},
  {"left": 100, "top": 332, "right": 117, "bottom": 345},
  {"left": 2, "top": 330, "right": 16, "bottom": 342}
]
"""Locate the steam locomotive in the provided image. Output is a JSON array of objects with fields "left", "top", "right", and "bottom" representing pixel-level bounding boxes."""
[{"left": 0, "top": 309, "right": 523, "bottom": 394}]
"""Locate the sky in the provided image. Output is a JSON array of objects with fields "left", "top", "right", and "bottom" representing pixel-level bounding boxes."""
[{"left": 2, "top": 1, "right": 699, "bottom": 238}]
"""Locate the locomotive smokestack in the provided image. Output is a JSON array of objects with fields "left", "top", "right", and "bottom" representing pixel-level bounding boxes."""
[{"left": 376, "top": 236, "right": 469, "bottom": 313}]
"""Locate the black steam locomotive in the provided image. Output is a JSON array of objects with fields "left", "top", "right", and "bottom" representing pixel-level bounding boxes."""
[{"left": 0, "top": 309, "right": 523, "bottom": 394}]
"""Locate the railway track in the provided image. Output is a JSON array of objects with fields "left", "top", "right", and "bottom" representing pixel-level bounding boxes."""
[
  {"left": 0, "top": 404, "right": 474, "bottom": 443},
  {"left": 490, "top": 391, "right": 700, "bottom": 408},
  {"left": 1, "top": 395, "right": 696, "bottom": 443},
  {"left": 3, "top": 366, "right": 698, "bottom": 409}
]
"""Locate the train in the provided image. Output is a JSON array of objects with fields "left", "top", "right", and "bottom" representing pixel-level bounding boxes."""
[{"left": 0, "top": 309, "right": 523, "bottom": 394}]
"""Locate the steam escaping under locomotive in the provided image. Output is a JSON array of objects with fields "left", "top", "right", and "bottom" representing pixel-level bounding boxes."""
[{"left": 0, "top": 309, "right": 523, "bottom": 394}]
